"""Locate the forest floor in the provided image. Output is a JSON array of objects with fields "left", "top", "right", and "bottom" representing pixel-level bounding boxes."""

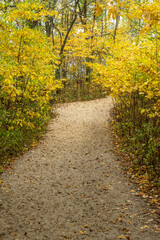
[{"left": 0, "top": 97, "right": 160, "bottom": 240}]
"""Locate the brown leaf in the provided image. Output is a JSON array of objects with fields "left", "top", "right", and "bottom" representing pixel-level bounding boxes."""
[
  {"left": 106, "top": 228, "right": 111, "bottom": 231},
  {"left": 122, "top": 228, "right": 129, "bottom": 233},
  {"left": 78, "top": 230, "right": 85, "bottom": 234},
  {"left": 154, "top": 227, "right": 160, "bottom": 231},
  {"left": 118, "top": 235, "right": 126, "bottom": 239}
]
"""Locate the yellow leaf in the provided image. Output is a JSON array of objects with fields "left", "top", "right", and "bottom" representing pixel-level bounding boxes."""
[
  {"left": 108, "top": 9, "right": 112, "bottom": 20},
  {"left": 82, "top": 225, "right": 88, "bottom": 228},
  {"left": 140, "top": 25, "right": 151, "bottom": 35},
  {"left": 108, "top": 7, "right": 117, "bottom": 20},
  {"left": 94, "top": 4, "right": 103, "bottom": 16},
  {"left": 118, "top": 235, "right": 126, "bottom": 239},
  {"left": 118, "top": 217, "right": 122, "bottom": 222},
  {"left": 143, "top": 11, "right": 151, "bottom": 20},
  {"left": 112, "top": 8, "right": 117, "bottom": 20},
  {"left": 140, "top": 225, "right": 150, "bottom": 230},
  {"left": 146, "top": 26, "right": 151, "bottom": 34},
  {"left": 140, "top": 27, "right": 145, "bottom": 36}
]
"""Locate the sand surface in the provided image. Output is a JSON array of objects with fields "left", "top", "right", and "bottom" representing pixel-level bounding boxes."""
[{"left": 0, "top": 97, "right": 159, "bottom": 240}]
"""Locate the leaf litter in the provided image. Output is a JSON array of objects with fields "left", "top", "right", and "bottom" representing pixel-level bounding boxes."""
[{"left": 0, "top": 98, "right": 159, "bottom": 239}]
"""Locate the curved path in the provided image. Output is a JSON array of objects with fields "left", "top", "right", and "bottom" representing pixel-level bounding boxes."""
[{"left": 0, "top": 98, "right": 159, "bottom": 240}]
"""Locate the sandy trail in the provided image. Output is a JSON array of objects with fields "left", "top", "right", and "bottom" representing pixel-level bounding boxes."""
[{"left": 0, "top": 97, "right": 159, "bottom": 240}]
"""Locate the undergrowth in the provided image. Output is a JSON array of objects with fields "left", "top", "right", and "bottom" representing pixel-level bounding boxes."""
[{"left": 112, "top": 99, "right": 160, "bottom": 188}]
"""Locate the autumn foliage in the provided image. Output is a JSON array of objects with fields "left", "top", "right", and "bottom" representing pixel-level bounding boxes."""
[
  {"left": 0, "top": 1, "right": 61, "bottom": 159},
  {"left": 90, "top": 0, "right": 160, "bottom": 182},
  {"left": 0, "top": 0, "right": 159, "bottom": 182}
]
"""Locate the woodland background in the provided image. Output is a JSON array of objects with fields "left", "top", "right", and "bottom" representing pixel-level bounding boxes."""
[{"left": 0, "top": 0, "right": 159, "bottom": 185}]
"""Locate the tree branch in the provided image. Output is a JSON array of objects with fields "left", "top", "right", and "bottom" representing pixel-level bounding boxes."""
[{"left": 59, "top": 0, "right": 79, "bottom": 59}]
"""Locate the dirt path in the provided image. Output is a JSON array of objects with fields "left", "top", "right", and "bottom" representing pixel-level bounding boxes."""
[{"left": 0, "top": 97, "right": 159, "bottom": 240}]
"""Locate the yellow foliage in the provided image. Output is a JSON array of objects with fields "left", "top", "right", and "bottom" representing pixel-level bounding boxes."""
[
  {"left": 0, "top": 1, "right": 61, "bottom": 133},
  {"left": 90, "top": 30, "right": 160, "bottom": 119},
  {"left": 94, "top": 4, "right": 103, "bottom": 16}
]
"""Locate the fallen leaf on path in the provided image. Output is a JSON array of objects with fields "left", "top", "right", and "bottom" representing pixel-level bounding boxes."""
[
  {"left": 106, "top": 228, "right": 111, "bottom": 231},
  {"left": 121, "top": 228, "right": 130, "bottom": 233},
  {"left": 151, "top": 199, "right": 159, "bottom": 204},
  {"left": 130, "top": 190, "right": 135, "bottom": 193},
  {"left": 12, "top": 233, "right": 17, "bottom": 236},
  {"left": 110, "top": 220, "right": 116, "bottom": 223},
  {"left": 78, "top": 230, "right": 85, "bottom": 234},
  {"left": 151, "top": 210, "right": 158, "bottom": 213},
  {"left": 142, "top": 194, "right": 148, "bottom": 199},
  {"left": 154, "top": 227, "right": 160, "bottom": 231},
  {"left": 140, "top": 225, "right": 150, "bottom": 230},
  {"left": 101, "top": 186, "right": 108, "bottom": 190},
  {"left": 82, "top": 225, "right": 88, "bottom": 228},
  {"left": 118, "top": 235, "right": 127, "bottom": 239},
  {"left": 147, "top": 219, "right": 153, "bottom": 222}
]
